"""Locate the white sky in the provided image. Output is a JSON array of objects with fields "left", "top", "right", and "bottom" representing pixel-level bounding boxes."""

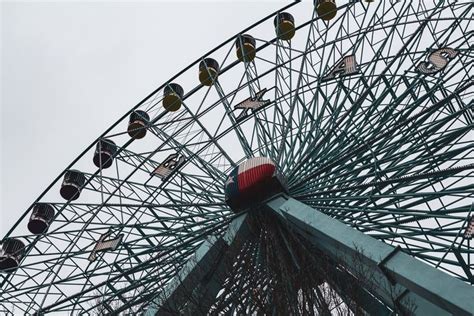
[{"left": 0, "top": 1, "right": 289, "bottom": 235}]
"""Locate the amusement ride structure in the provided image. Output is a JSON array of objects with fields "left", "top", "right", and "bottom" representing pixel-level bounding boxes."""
[{"left": 1, "top": 1, "right": 473, "bottom": 314}]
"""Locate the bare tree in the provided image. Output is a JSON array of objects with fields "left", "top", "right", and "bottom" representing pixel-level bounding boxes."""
[{"left": 90, "top": 209, "right": 417, "bottom": 315}]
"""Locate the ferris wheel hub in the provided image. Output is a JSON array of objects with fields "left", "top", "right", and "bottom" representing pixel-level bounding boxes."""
[{"left": 224, "top": 157, "right": 287, "bottom": 212}]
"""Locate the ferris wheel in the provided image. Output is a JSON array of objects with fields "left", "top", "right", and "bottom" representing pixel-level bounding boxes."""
[{"left": 1, "top": 1, "right": 473, "bottom": 314}]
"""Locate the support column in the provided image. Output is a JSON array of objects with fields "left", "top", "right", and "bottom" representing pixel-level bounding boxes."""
[
  {"left": 266, "top": 195, "right": 474, "bottom": 315},
  {"left": 144, "top": 214, "right": 248, "bottom": 316}
]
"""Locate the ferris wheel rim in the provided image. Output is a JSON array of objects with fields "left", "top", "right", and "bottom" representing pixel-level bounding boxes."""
[
  {"left": 1, "top": 1, "right": 473, "bottom": 313},
  {"left": 1, "top": 2, "right": 301, "bottom": 240}
]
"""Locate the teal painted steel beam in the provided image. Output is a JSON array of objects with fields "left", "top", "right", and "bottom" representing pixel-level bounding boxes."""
[
  {"left": 144, "top": 214, "right": 248, "bottom": 316},
  {"left": 266, "top": 195, "right": 474, "bottom": 315}
]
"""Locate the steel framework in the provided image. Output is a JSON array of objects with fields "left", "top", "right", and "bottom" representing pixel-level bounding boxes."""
[{"left": 1, "top": 1, "right": 473, "bottom": 315}]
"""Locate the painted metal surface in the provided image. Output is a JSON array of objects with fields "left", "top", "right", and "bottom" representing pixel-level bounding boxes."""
[
  {"left": 267, "top": 195, "right": 474, "bottom": 315},
  {"left": 144, "top": 214, "right": 248, "bottom": 316},
  {"left": 1, "top": 1, "right": 472, "bottom": 313}
]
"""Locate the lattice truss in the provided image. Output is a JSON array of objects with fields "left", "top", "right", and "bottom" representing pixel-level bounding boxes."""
[{"left": 0, "top": 1, "right": 472, "bottom": 314}]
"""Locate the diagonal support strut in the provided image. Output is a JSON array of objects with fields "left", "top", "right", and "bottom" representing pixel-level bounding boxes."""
[
  {"left": 266, "top": 195, "right": 474, "bottom": 315},
  {"left": 144, "top": 214, "right": 249, "bottom": 316}
]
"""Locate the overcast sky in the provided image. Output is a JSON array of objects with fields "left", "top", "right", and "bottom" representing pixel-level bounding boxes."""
[{"left": 0, "top": 1, "right": 290, "bottom": 235}]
